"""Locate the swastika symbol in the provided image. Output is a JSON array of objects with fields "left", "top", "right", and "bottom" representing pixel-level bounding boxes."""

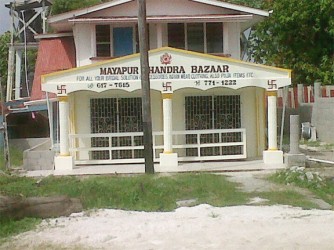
[
  {"left": 267, "top": 80, "right": 277, "bottom": 90},
  {"left": 57, "top": 85, "right": 67, "bottom": 95},
  {"left": 162, "top": 82, "right": 172, "bottom": 92}
]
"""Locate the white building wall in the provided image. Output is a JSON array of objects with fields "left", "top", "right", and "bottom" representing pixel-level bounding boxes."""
[
  {"left": 224, "top": 22, "right": 241, "bottom": 59},
  {"left": 72, "top": 0, "right": 243, "bottom": 63},
  {"left": 73, "top": 24, "right": 94, "bottom": 67},
  {"left": 256, "top": 88, "right": 266, "bottom": 156},
  {"left": 76, "top": 22, "right": 242, "bottom": 64},
  {"left": 240, "top": 87, "right": 265, "bottom": 158},
  {"left": 71, "top": 87, "right": 265, "bottom": 160},
  {"left": 74, "top": 21, "right": 241, "bottom": 64}
]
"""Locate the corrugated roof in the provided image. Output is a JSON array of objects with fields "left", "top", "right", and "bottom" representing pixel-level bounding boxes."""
[{"left": 31, "top": 36, "right": 76, "bottom": 100}]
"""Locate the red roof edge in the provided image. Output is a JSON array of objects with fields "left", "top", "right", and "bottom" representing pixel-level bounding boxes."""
[{"left": 31, "top": 36, "right": 76, "bottom": 100}]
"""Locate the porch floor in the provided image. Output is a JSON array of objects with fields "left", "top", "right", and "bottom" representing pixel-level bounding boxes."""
[{"left": 23, "top": 159, "right": 286, "bottom": 177}]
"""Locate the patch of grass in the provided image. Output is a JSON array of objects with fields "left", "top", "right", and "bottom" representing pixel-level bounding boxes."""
[
  {"left": 0, "top": 174, "right": 249, "bottom": 211},
  {"left": 3, "top": 242, "right": 92, "bottom": 250},
  {"left": 299, "top": 139, "right": 321, "bottom": 147},
  {"left": 270, "top": 170, "right": 334, "bottom": 207},
  {"left": 324, "top": 144, "right": 334, "bottom": 150},
  {"left": 257, "top": 190, "right": 320, "bottom": 209},
  {"left": 0, "top": 173, "right": 249, "bottom": 240},
  {"left": 299, "top": 139, "right": 334, "bottom": 150},
  {"left": 0, "top": 217, "right": 41, "bottom": 244},
  {"left": 280, "top": 135, "right": 290, "bottom": 146},
  {"left": 0, "top": 147, "right": 23, "bottom": 172}
]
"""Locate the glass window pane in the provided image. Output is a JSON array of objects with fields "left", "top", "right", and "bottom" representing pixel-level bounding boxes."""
[
  {"left": 168, "top": 23, "right": 185, "bottom": 49},
  {"left": 96, "top": 25, "right": 111, "bottom": 57},
  {"left": 206, "top": 23, "right": 223, "bottom": 53},
  {"left": 187, "top": 23, "right": 204, "bottom": 53}
]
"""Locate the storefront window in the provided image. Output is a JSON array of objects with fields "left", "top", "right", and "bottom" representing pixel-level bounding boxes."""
[{"left": 168, "top": 23, "right": 223, "bottom": 53}]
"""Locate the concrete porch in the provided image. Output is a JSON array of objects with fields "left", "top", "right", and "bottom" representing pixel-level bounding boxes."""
[{"left": 23, "top": 159, "right": 286, "bottom": 177}]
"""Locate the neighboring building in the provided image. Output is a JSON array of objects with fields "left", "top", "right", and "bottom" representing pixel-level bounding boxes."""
[
  {"left": 3, "top": 0, "right": 53, "bottom": 143},
  {"left": 36, "top": 0, "right": 291, "bottom": 170}
]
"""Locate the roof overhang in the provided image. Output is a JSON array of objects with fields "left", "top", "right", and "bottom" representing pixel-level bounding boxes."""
[
  {"left": 69, "top": 14, "right": 254, "bottom": 24},
  {"left": 42, "top": 47, "right": 291, "bottom": 95},
  {"left": 191, "top": 0, "right": 269, "bottom": 17}
]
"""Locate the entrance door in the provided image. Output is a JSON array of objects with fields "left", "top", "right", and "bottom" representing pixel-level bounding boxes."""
[
  {"left": 90, "top": 97, "right": 143, "bottom": 160},
  {"left": 113, "top": 27, "right": 133, "bottom": 57},
  {"left": 185, "top": 95, "right": 242, "bottom": 156}
]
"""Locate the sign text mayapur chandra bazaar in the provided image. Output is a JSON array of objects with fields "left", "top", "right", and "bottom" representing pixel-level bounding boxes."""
[{"left": 42, "top": 48, "right": 291, "bottom": 95}]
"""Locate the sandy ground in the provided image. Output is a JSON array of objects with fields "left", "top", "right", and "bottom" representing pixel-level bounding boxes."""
[{"left": 2, "top": 204, "right": 334, "bottom": 250}]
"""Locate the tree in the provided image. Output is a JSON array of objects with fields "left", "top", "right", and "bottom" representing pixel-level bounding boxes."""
[
  {"left": 226, "top": 0, "right": 263, "bottom": 8},
  {"left": 0, "top": 32, "right": 10, "bottom": 89},
  {"left": 51, "top": 0, "right": 104, "bottom": 15},
  {"left": 249, "top": 0, "right": 334, "bottom": 85}
]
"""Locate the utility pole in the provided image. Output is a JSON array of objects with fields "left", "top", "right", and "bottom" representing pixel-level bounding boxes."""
[{"left": 137, "top": 0, "right": 154, "bottom": 174}]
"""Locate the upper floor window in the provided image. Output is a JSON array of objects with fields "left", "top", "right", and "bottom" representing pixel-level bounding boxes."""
[
  {"left": 96, "top": 25, "right": 111, "bottom": 57},
  {"left": 168, "top": 23, "right": 223, "bottom": 53},
  {"left": 95, "top": 25, "right": 140, "bottom": 57}
]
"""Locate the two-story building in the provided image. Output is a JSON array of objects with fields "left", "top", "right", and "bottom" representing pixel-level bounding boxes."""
[{"left": 35, "top": 0, "right": 291, "bottom": 170}]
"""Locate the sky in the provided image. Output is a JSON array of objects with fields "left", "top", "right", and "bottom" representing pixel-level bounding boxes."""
[{"left": 0, "top": 0, "right": 11, "bottom": 35}]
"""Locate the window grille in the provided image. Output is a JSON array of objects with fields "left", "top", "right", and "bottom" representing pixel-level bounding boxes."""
[
  {"left": 90, "top": 98, "right": 143, "bottom": 160},
  {"left": 185, "top": 95, "right": 242, "bottom": 156}
]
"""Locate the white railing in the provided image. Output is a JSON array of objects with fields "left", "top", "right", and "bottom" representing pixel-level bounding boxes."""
[
  {"left": 153, "top": 129, "right": 247, "bottom": 161},
  {"left": 70, "top": 132, "right": 145, "bottom": 165},
  {"left": 69, "top": 128, "right": 247, "bottom": 165}
]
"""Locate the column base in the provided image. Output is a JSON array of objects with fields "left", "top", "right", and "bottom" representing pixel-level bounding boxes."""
[
  {"left": 54, "top": 155, "right": 74, "bottom": 171},
  {"left": 284, "top": 153, "right": 306, "bottom": 167},
  {"left": 263, "top": 150, "right": 283, "bottom": 164},
  {"left": 159, "top": 153, "right": 178, "bottom": 170}
]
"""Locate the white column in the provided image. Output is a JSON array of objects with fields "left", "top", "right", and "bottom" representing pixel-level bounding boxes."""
[
  {"left": 159, "top": 93, "right": 178, "bottom": 170},
  {"left": 267, "top": 92, "right": 278, "bottom": 150},
  {"left": 314, "top": 80, "right": 322, "bottom": 103},
  {"left": 297, "top": 84, "right": 304, "bottom": 105},
  {"left": 156, "top": 23, "right": 163, "bottom": 48},
  {"left": 54, "top": 96, "right": 74, "bottom": 171},
  {"left": 15, "top": 50, "right": 22, "bottom": 99},
  {"left": 59, "top": 96, "right": 70, "bottom": 156},
  {"left": 223, "top": 23, "right": 229, "bottom": 56},
  {"left": 263, "top": 91, "right": 283, "bottom": 164},
  {"left": 163, "top": 94, "right": 173, "bottom": 153}
]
